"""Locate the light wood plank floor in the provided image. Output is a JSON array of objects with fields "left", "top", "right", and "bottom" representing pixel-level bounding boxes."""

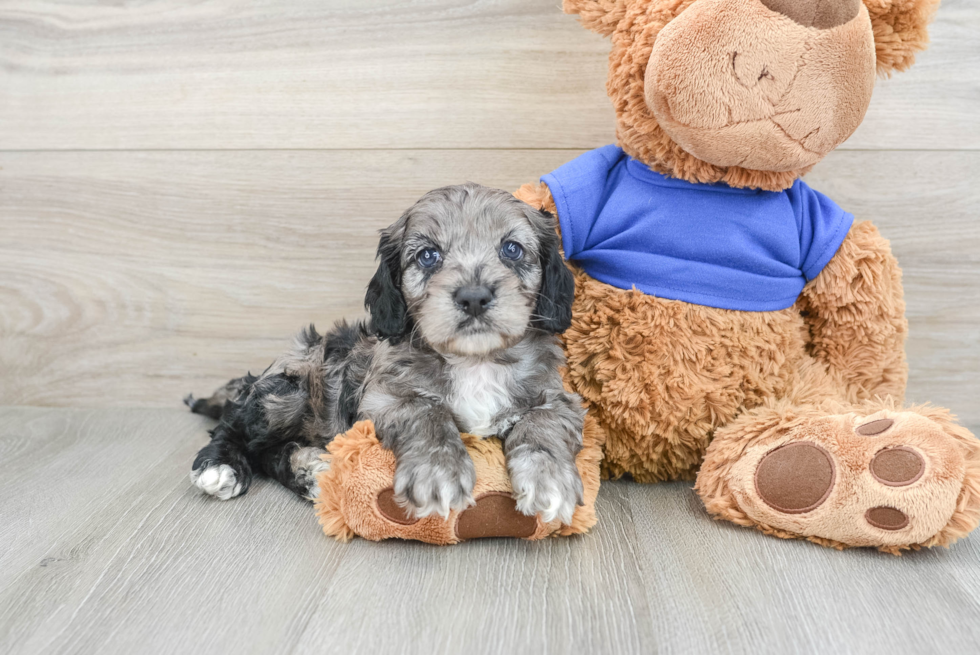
[{"left": 1, "top": 407, "right": 978, "bottom": 655}]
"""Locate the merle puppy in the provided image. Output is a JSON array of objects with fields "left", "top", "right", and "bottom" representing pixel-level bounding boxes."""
[{"left": 187, "top": 183, "right": 586, "bottom": 523}]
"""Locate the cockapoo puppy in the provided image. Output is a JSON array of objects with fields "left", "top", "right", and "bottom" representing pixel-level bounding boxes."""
[{"left": 187, "top": 183, "right": 585, "bottom": 523}]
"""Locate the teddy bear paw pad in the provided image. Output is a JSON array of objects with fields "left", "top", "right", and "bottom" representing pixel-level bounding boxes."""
[
  {"left": 869, "top": 447, "right": 924, "bottom": 487},
  {"left": 376, "top": 487, "right": 420, "bottom": 526},
  {"left": 728, "top": 411, "right": 967, "bottom": 548},
  {"left": 755, "top": 442, "right": 835, "bottom": 514},
  {"left": 373, "top": 488, "right": 539, "bottom": 540},
  {"left": 454, "top": 492, "right": 538, "bottom": 540}
]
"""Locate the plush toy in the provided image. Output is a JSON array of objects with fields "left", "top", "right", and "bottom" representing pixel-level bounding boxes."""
[
  {"left": 512, "top": 0, "right": 980, "bottom": 553},
  {"left": 315, "top": 416, "right": 604, "bottom": 544}
]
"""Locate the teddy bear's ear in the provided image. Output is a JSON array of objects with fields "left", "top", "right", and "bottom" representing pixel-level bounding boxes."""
[
  {"left": 563, "top": 0, "right": 630, "bottom": 37},
  {"left": 867, "top": 0, "right": 941, "bottom": 75}
]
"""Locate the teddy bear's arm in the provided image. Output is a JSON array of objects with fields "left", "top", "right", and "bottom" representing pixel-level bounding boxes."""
[{"left": 797, "top": 220, "right": 908, "bottom": 402}]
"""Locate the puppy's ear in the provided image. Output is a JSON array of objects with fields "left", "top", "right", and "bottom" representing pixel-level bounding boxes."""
[
  {"left": 531, "top": 210, "right": 576, "bottom": 334},
  {"left": 364, "top": 226, "right": 410, "bottom": 340}
]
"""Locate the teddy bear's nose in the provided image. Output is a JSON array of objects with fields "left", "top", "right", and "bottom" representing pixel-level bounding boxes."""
[{"left": 760, "top": 0, "right": 860, "bottom": 29}]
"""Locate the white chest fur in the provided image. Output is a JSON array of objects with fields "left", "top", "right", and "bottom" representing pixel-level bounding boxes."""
[{"left": 446, "top": 358, "right": 515, "bottom": 437}]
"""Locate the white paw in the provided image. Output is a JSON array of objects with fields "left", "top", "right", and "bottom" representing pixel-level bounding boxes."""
[
  {"left": 190, "top": 464, "right": 243, "bottom": 500},
  {"left": 302, "top": 459, "right": 331, "bottom": 500},
  {"left": 508, "top": 450, "right": 583, "bottom": 525},
  {"left": 393, "top": 448, "right": 476, "bottom": 520},
  {"left": 402, "top": 477, "right": 476, "bottom": 520},
  {"left": 513, "top": 479, "right": 577, "bottom": 524},
  {"left": 515, "top": 485, "right": 568, "bottom": 524}
]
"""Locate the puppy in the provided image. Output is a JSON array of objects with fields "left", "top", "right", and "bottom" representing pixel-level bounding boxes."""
[{"left": 187, "top": 183, "right": 585, "bottom": 523}]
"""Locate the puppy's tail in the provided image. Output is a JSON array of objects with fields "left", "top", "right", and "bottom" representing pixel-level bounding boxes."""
[{"left": 184, "top": 374, "right": 253, "bottom": 420}]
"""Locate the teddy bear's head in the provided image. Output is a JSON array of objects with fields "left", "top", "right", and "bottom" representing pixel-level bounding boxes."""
[{"left": 566, "top": 0, "right": 939, "bottom": 190}]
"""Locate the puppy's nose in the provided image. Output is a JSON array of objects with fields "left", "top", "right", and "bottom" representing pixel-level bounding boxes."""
[
  {"left": 454, "top": 285, "right": 494, "bottom": 318},
  {"left": 760, "top": 0, "right": 860, "bottom": 29}
]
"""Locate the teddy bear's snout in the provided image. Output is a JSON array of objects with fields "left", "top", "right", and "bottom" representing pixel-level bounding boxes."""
[
  {"left": 759, "top": 0, "right": 861, "bottom": 30},
  {"left": 643, "top": 0, "right": 875, "bottom": 173}
]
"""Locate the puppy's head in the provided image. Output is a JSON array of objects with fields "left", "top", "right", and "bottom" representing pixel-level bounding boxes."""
[{"left": 364, "top": 183, "right": 574, "bottom": 356}]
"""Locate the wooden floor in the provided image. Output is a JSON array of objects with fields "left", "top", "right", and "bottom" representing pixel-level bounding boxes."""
[
  {"left": 3, "top": 1, "right": 980, "bottom": 653},
  {"left": 1, "top": 406, "right": 978, "bottom": 655}
]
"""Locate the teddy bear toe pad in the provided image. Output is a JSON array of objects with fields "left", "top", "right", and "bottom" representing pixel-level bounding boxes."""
[
  {"left": 730, "top": 412, "right": 967, "bottom": 547},
  {"left": 755, "top": 442, "right": 835, "bottom": 514},
  {"left": 454, "top": 492, "right": 538, "bottom": 540},
  {"left": 869, "top": 447, "right": 925, "bottom": 487},
  {"left": 374, "top": 487, "right": 538, "bottom": 539},
  {"left": 376, "top": 487, "right": 419, "bottom": 526}
]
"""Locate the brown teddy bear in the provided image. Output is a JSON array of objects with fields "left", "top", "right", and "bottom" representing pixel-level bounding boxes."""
[{"left": 512, "top": 0, "right": 980, "bottom": 553}]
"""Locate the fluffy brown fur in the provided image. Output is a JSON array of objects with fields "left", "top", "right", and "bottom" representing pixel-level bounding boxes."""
[
  {"left": 569, "top": 0, "right": 941, "bottom": 191},
  {"left": 867, "top": 0, "right": 942, "bottom": 75},
  {"left": 517, "top": 174, "right": 980, "bottom": 551},
  {"left": 517, "top": 181, "right": 808, "bottom": 482},
  {"left": 517, "top": 0, "right": 980, "bottom": 552},
  {"left": 696, "top": 393, "right": 980, "bottom": 554},
  {"left": 603, "top": 0, "right": 815, "bottom": 191},
  {"left": 798, "top": 219, "right": 909, "bottom": 401}
]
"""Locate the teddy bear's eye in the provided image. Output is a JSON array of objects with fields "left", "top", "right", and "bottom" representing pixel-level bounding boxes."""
[{"left": 500, "top": 241, "right": 524, "bottom": 261}]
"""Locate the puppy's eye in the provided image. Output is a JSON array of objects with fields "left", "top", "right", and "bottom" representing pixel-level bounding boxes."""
[
  {"left": 416, "top": 247, "right": 441, "bottom": 269},
  {"left": 500, "top": 241, "right": 524, "bottom": 261}
]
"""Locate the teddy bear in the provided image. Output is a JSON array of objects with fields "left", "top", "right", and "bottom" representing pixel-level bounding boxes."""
[{"left": 509, "top": 0, "right": 980, "bottom": 553}]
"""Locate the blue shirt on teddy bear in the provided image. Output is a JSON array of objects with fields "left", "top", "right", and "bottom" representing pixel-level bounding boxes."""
[{"left": 541, "top": 145, "right": 854, "bottom": 311}]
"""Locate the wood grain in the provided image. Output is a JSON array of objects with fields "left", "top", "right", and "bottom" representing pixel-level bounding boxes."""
[
  {"left": 0, "top": 407, "right": 977, "bottom": 655},
  {"left": 2, "top": 149, "right": 978, "bottom": 425},
  {"left": 626, "top": 479, "right": 980, "bottom": 654},
  {"left": 1, "top": 2, "right": 978, "bottom": 653},
  {"left": 0, "top": 407, "right": 349, "bottom": 655},
  {"left": 0, "top": 0, "right": 977, "bottom": 151},
  {"left": 291, "top": 483, "right": 656, "bottom": 655}
]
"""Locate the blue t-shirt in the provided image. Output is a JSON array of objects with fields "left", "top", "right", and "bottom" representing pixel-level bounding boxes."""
[{"left": 541, "top": 146, "right": 853, "bottom": 311}]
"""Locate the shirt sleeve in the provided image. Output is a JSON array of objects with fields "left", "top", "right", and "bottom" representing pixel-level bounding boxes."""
[
  {"left": 792, "top": 179, "right": 855, "bottom": 282},
  {"left": 541, "top": 145, "right": 624, "bottom": 260}
]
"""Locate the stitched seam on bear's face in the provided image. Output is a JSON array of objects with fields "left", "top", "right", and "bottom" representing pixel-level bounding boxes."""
[{"left": 655, "top": 32, "right": 823, "bottom": 159}]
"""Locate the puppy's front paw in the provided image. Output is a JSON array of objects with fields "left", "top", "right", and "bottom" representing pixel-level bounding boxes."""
[
  {"left": 190, "top": 463, "right": 245, "bottom": 500},
  {"left": 393, "top": 444, "right": 476, "bottom": 520},
  {"left": 508, "top": 448, "right": 583, "bottom": 525}
]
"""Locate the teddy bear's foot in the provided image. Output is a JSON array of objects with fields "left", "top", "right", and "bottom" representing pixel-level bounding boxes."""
[
  {"left": 314, "top": 418, "right": 605, "bottom": 544},
  {"left": 375, "top": 488, "right": 538, "bottom": 540},
  {"left": 697, "top": 405, "right": 980, "bottom": 553}
]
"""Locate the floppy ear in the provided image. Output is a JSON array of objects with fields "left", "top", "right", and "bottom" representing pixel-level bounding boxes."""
[
  {"left": 563, "top": 0, "right": 630, "bottom": 37},
  {"left": 531, "top": 210, "right": 576, "bottom": 334},
  {"left": 364, "top": 227, "right": 410, "bottom": 340},
  {"left": 866, "top": 0, "right": 940, "bottom": 75}
]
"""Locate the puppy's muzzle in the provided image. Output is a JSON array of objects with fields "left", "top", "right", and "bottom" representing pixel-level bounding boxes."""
[{"left": 454, "top": 285, "right": 494, "bottom": 318}]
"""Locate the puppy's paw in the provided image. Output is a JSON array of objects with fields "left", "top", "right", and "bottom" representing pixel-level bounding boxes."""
[
  {"left": 190, "top": 463, "right": 245, "bottom": 500},
  {"left": 290, "top": 447, "right": 331, "bottom": 501},
  {"left": 393, "top": 444, "right": 476, "bottom": 520},
  {"left": 508, "top": 448, "right": 583, "bottom": 525}
]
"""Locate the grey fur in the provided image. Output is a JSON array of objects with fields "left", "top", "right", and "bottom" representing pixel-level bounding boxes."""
[{"left": 191, "top": 184, "right": 585, "bottom": 523}]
